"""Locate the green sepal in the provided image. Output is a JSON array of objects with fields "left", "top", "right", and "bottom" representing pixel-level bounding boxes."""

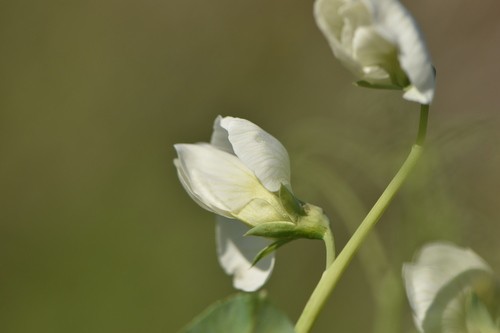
[
  {"left": 245, "top": 204, "right": 329, "bottom": 241},
  {"left": 251, "top": 239, "right": 293, "bottom": 266},
  {"left": 245, "top": 220, "right": 325, "bottom": 240},
  {"left": 179, "top": 292, "right": 296, "bottom": 333},
  {"left": 245, "top": 204, "right": 330, "bottom": 266},
  {"left": 245, "top": 221, "right": 296, "bottom": 238},
  {"left": 355, "top": 80, "right": 402, "bottom": 90},
  {"left": 279, "top": 185, "right": 305, "bottom": 220}
]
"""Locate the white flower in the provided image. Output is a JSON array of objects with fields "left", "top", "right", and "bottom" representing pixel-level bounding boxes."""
[
  {"left": 174, "top": 116, "right": 294, "bottom": 225},
  {"left": 314, "top": 0, "right": 435, "bottom": 104},
  {"left": 403, "top": 242, "right": 500, "bottom": 333},
  {"left": 174, "top": 116, "right": 297, "bottom": 291}
]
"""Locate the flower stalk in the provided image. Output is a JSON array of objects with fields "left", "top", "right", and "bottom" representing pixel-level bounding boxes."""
[
  {"left": 323, "top": 225, "right": 336, "bottom": 268},
  {"left": 295, "top": 104, "right": 429, "bottom": 333},
  {"left": 307, "top": 161, "right": 404, "bottom": 333}
]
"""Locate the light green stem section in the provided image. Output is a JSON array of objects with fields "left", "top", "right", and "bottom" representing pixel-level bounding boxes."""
[
  {"left": 322, "top": 226, "right": 335, "bottom": 268},
  {"left": 295, "top": 104, "right": 429, "bottom": 333}
]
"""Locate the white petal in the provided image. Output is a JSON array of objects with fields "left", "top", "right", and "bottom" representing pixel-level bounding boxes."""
[
  {"left": 210, "top": 115, "right": 234, "bottom": 154},
  {"left": 234, "top": 197, "right": 288, "bottom": 225},
  {"left": 403, "top": 242, "right": 494, "bottom": 332},
  {"left": 219, "top": 117, "right": 291, "bottom": 192},
  {"left": 314, "top": 0, "right": 365, "bottom": 77},
  {"left": 367, "top": 0, "right": 435, "bottom": 103},
  {"left": 215, "top": 216, "right": 275, "bottom": 292},
  {"left": 174, "top": 143, "right": 266, "bottom": 216},
  {"left": 353, "top": 26, "right": 394, "bottom": 65},
  {"left": 174, "top": 158, "right": 216, "bottom": 213},
  {"left": 352, "top": 26, "right": 396, "bottom": 84}
]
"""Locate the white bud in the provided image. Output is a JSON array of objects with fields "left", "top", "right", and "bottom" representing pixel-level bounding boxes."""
[
  {"left": 174, "top": 116, "right": 301, "bottom": 291},
  {"left": 174, "top": 116, "right": 294, "bottom": 226}
]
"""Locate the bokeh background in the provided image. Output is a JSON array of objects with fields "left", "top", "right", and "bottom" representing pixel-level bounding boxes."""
[{"left": 1, "top": 0, "right": 500, "bottom": 332}]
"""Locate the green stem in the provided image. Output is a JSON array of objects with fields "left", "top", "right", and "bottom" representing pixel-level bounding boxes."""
[
  {"left": 311, "top": 163, "right": 403, "bottom": 333},
  {"left": 416, "top": 104, "right": 429, "bottom": 146},
  {"left": 322, "top": 226, "right": 335, "bottom": 268},
  {"left": 294, "top": 104, "right": 429, "bottom": 333}
]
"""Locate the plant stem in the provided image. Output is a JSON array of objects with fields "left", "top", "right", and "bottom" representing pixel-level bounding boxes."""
[
  {"left": 294, "top": 104, "right": 429, "bottom": 333},
  {"left": 416, "top": 104, "right": 429, "bottom": 146},
  {"left": 310, "top": 162, "right": 403, "bottom": 333},
  {"left": 322, "top": 225, "right": 335, "bottom": 268}
]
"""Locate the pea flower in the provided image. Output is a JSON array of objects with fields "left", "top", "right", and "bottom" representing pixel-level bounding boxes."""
[
  {"left": 314, "top": 0, "right": 435, "bottom": 104},
  {"left": 174, "top": 116, "right": 329, "bottom": 291},
  {"left": 403, "top": 242, "right": 500, "bottom": 333}
]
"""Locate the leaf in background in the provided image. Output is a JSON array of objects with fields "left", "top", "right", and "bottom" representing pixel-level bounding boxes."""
[{"left": 179, "top": 292, "right": 296, "bottom": 333}]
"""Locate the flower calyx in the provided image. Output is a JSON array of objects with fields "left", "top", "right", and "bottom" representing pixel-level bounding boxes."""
[{"left": 245, "top": 201, "right": 330, "bottom": 265}]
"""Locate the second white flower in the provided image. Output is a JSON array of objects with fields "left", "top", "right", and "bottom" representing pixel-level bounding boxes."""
[{"left": 314, "top": 0, "right": 436, "bottom": 104}]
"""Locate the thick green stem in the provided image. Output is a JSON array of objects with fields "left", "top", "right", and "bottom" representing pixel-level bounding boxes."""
[{"left": 295, "top": 104, "right": 429, "bottom": 333}]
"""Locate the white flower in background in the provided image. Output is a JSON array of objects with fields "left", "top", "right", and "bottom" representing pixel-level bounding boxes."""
[
  {"left": 403, "top": 242, "right": 500, "bottom": 333},
  {"left": 174, "top": 116, "right": 300, "bottom": 291},
  {"left": 314, "top": 0, "right": 435, "bottom": 104}
]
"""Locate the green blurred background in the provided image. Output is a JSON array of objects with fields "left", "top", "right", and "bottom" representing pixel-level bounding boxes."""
[{"left": 1, "top": 0, "right": 499, "bottom": 332}]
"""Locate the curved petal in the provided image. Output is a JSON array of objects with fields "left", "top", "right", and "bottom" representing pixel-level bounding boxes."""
[
  {"left": 352, "top": 26, "right": 399, "bottom": 84},
  {"left": 174, "top": 143, "right": 265, "bottom": 216},
  {"left": 210, "top": 115, "right": 234, "bottom": 154},
  {"left": 215, "top": 216, "right": 275, "bottom": 292},
  {"left": 367, "top": 0, "right": 435, "bottom": 103},
  {"left": 353, "top": 26, "right": 394, "bottom": 65},
  {"left": 219, "top": 117, "right": 291, "bottom": 192},
  {"left": 314, "top": 0, "right": 365, "bottom": 77},
  {"left": 403, "top": 242, "right": 494, "bottom": 332},
  {"left": 235, "top": 198, "right": 288, "bottom": 226}
]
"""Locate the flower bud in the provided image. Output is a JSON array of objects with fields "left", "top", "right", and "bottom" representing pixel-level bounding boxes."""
[
  {"left": 174, "top": 116, "right": 330, "bottom": 291},
  {"left": 174, "top": 116, "right": 295, "bottom": 226}
]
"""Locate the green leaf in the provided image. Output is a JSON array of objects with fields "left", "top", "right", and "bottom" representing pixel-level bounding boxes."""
[{"left": 179, "top": 292, "right": 296, "bottom": 333}]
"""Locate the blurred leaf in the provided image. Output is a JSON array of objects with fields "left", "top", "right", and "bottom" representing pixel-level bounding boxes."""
[{"left": 180, "top": 292, "right": 296, "bottom": 333}]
